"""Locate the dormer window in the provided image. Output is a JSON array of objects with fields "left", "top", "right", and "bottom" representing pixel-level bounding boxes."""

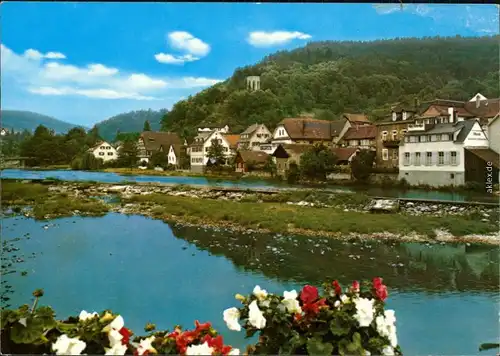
[
  {"left": 402, "top": 111, "right": 407, "bottom": 121},
  {"left": 392, "top": 112, "right": 397, "bottom": 121}
]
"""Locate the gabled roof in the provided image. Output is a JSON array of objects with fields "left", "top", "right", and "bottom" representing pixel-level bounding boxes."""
[
  {"left": 332, "top": 147, "right": 358, "bottom": 162},
  {"left": 241, "top": 124, "right": 260, "bottom": 135},
  {"left": 140, "top": 131, "right": 182, "bottom": 152},
  {"left": 277, "top": 118, "right": 333, "bottom": 140},
  {"left": 466, "top": 149, "right": 500, "bottom": 169},
  {"left": 237, "top": 150, "right": 270, "bottom": 164},
  {"left": 223, "top": 134, "right": 240, "bottom": 148},
  {"left": 404, "top": 119, "right": 477, "bottom": 143},
  {"left": 464, "top": 98, "right": 500, "bottom": 119},
  {"left": 283, "top": 144, "right": 313, "bottom": 155},
  {"left": 169, "top": 143, "right": 186, "bottom": 157},
  {"left": 330, "top": 119, "right": 348, "bottom": 137},
  {"left": 342, "top": 125, "right": 377, "bottom": 140},
  {"left": 343, "top": 113, "right": 370, "bottom": 123}
]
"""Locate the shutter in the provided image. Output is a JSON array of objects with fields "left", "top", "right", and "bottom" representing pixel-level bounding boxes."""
[
  {"left": 432, "top": 152, "right": 436, "bottom": 165},
  {"left": 456, "top": 150, "right": 460, "bottom": 166},
  {"left": 444, "top": 152, "right": 450, "bottom": 165}
]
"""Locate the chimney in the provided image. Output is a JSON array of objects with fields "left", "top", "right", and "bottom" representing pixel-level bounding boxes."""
[
  {"left": 448, "top": 107, "right": 454, "bottom": 123},
  {"left": 476, "top": 95, "right": 480, "bottom": 108}
]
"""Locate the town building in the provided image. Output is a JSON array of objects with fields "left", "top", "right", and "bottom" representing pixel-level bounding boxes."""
[
  {"left": 188, "top": 130, "right": 235, "bottom": 172},
  {"left": 339, "top": 125, "right": 377, "bottom": 150},
  {"left": 137, "top": 131, "right": 182, "bottom": 164},
  {"left": 398, "top": 116, "right": 495, "bottom": 186},
  {"left": 223, "top": 134, "right": 241, "bottom": 155},
  {"left": 272, "top": 117, "right": 335, "bottom": 147},
  {"left": 488, "top": 116, "right": 500, "bottom": 154},
  {"left": 0, "top": 128, "right": 10, "bottom": 136},
  {"left": 237, "top": 124, "right": 272, "bottom": 151},
  {"left": 167, "top": 144, "right": 188, "bottom": 169},
  {"left": 270, "top": 144, "right": 312, "bottom": 176},
  {"left": 331, "top": 147, "right": 359, "bottom": 165},
  {"left": 88, "top": 141, "right": 118, "bottom": 162},
  {"left": 234, "top": 150, "right": 270, "bottom": 173}
]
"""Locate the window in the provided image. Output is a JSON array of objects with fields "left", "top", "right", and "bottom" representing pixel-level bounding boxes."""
[
  {"left": 392, "top": 130, "right": 397, "bottom": 140},
  {"left": 401, "top": 129, "right": 407, "bottom": 136},
  {"left": 450, "top": 173, "right": 455, "bottom": 179},
  {"left": 392, "top": 112, "right": 397, "bottom": 121},
  {"left": 426, "top": 152, "right": 432, "bottom": 166},
  {"left": 430, "top": 135, "right": 437, "bottom": 142},
  {"left": 420, "top": 136, "right": 427, "bottom": 142},
  {"left": 438, "top": 151, "right": 444, "bottom": 165},
  {"left": 404, "top": 152, "right": 410, "bottom": 165},
  {"left": 99, "top": 152, "right": 105, "bottom": 156},
  {"left": 414, "top": 152, "right": 421, "bottom": 166},
  {"left": 382, "top": 149, "right": 389, "bottom": 161},
  {"left": 409, "top": 136, "right": 417, "bottom": 143},
  {"left": 382, "top": 131, "right": 388, "bottom": 140},
  {"left": 441, "top": 134, "right": 449, "bottom": 141},
  {"left": 450, "top": 151, "right": 457, "bottom": 165},
  {"left": 392, "top": 150, "right": 398, "bottom": 160},
  {"left": 205, "top": 147, "right": 209, "bottom": 152},
  {"left": 402, "top": 111, "right": 407, "bottom": 121},
  {"left": 404, "top": 136, "right": 409, "bottom": 143},
  {"left": 107, "top": 152, "right": 113, "bottom": 156}
]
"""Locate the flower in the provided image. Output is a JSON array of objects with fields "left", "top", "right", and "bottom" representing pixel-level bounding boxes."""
[
  {"left": 376, "top": 310, "right": 398, "bottom": 348},
  {"left": 235, "top": 293, "right": 246, "bottom": 302},
  {"left": 332, "top": 280, "right": 342, "bottom": 295},
  {"left": 185, "top": 341, "right": 214, "bottom": 355},
  {"left": 103, "top": 315, "right": 125, "bottom": 333},
  {"left": 334, "top": 300, "right": 341, "bottom": 308},
  {"left": 100, "top": 312, "right": 115, "bottom": 323},
  {"left": 282, "top": 290, "right": 302, "bottom": 314},
  {"left": 79, "top": 310, "right": 98, "bottom": 322},
  {"left": 52, "top": 334, "right": 86, "bottom": 355},
  {"left": 105, "top": 343, "right": 128, "bottom": 355},
  {"left": 382, "top": 346, "right": 395, "bottom": 355},
  {"left": 300, "top": 285, "right": 318, "bottom": 304},
  {"left": 223, "top": 307, "right": 242, "bottom": 331},
  {"left": 340, "top": 294, "right": 349, "bottom": 303},
  {"left": 252, "top": 285, "right": 268, "bottom": 301},
  {"left": 228, "top": 348, "right": 240, "bottom": 355},
  {"left": 373, "top": 277, "right": 388, "bottom": 301},
  {"left": 353, "top": 297, "right": 375, "bottom": 327},
  {"left": 103, "top": 315, "right": 131, "bottom": 347},
  {"left": 135, "top": 336, "right": 156, "bottom": 356},
  {"left": 248, "top": 300, "right": 266, "bottom": 329},
  {"left": 352, "top": 280, "right": 360, "bottom": 292},
  {"left": 302, "top": 298, "right": 327, "bottom": 315},
  {"left": 108, "top": 329, "right": 124, "bottom": 347}
]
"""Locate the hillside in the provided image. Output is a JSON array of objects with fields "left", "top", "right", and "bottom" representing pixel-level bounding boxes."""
[
  {"left": 161, "top": 35, "right": 499, "bottom": 134},
  {"left": 96, "top": 109, "right": 166, "bottom": 142},
  {"left": 1, "top": 110, "right": 82, "bottom": 134}
]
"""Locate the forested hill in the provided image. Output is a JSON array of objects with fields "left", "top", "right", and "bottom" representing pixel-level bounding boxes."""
[
  {"left": 1, "top": 110, "right": 82, "bottom": 134},
  {"left": 161, "top": 35, "right": 499, "bottom": 135},
  {"left": 96, "top": 109, "right": 166, "bottom": 141}
]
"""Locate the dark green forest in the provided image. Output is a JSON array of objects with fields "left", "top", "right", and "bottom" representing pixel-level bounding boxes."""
[
  {"left": 1, "top": 110, "right": 83, "bottom": 134},
  {"left": 96, "top": 109, "right": 166, "bottom": 141},
  {"left": 161, "top": 35, "right": 499, "bottom": 135}
]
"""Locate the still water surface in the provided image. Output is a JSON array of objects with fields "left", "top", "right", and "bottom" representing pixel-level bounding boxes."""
[
  {"left": 2, "top": 168, "right": 498, "bottom": 203},
  {"left": 1, "top": 214, "right": 499, "bottom": 355}
]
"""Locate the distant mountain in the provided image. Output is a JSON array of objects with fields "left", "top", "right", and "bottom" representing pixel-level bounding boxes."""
[
  {"left": 1, "top": 110, "right": 83, "bottom": 134},
  {"left": 96, "top": 109, "right": 167, "bottom": 142}
]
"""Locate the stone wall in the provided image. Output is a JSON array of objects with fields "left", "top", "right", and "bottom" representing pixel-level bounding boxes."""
[{"left": 399, "top": 171, "right": 465, "bottom": 187}]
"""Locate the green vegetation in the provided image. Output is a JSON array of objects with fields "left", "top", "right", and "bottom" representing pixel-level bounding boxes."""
[
  {"left": 122, "top": 193, "right": 497, "bottom": 238},
  {"left": 351, "top": 150, "right": 376, "bottom": 182},
  {"left": 206, "top": 139, "right": 226, "bottom": 170},
  {"left": 299, "top": 144, "right": 337, "bottom": 180},
  {"left": 0, "top": 129, "right": 32, "bottom": 157},
  {"left": 96, "top": 109, "right": 165, "bottom": 142},
  {"left": 1, "top": 180, "right": 108, "bottom": 220},
  {"left": 161, "top": 36, "right": 499, "bottom": 133},
  {"left": 0, "top": 110, "right": 82, "bottom": 134}
]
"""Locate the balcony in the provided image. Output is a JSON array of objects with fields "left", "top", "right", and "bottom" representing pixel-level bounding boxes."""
[{"left": 382, "top": 139, "right": 400, "bottom": 148}]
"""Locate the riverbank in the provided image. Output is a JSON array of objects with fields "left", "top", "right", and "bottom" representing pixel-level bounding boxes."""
[{"left": 2, "top": 180, "right": 499, "bottom": 245}]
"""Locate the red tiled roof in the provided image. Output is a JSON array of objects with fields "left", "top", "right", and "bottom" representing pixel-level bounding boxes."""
[
  {"left": 343, "top": 113, "right": 370, "bottom": 123},
  {"left": 464, "top": 99, "right": 500, "bottom": 119},
  {"left": 332, "top": 147, "right": 358, "bottom": 162},
  {"left": 279, "top": 118, "right": 333, "bottom": 140},
  {"left": 237, "top": 150, "right": 270, "bottom": 164},
  {"left": 223, "top": 134, "right": 240, "bottom": 148},
  {"left": 342, "top": 125, "right": 377, "bottom": 140},
  {"left": 140, "top": 131, "right": 182, "bottom": 151}
]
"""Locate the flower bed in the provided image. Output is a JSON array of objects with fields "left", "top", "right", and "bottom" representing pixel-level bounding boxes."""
[{"left": 1, "top": 278, "right": 401, "bottom": 355}]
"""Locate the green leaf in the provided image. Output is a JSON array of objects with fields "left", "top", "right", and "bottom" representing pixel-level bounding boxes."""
[
  {"left": 10, "top": 317, "right": 45, "bottom": 344},
  {"left": 56, "top": 321, "right": 78, "bottom": 333},
  {"left": 479, "top": 343, "right": 500, "bottom": 352},
  {"left": 306, "top": 337, "right": 334, "bottom": 356},
  {"left": 34, "top": 306, "right": 56, "bottom": 329},
  {"left": 1, "top": 309, "right": 19, "bottom": 328},
  {"left": 329, "top": 315, "right": 350, "bottom": 336}
]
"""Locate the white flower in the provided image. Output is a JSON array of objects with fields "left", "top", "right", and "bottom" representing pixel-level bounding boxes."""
[
  {"left": 136, "top": 336, "right": 156, "bottom": 355},
  {"left": 382, "top": 346, "right": 395, "bottom": 355},
  {"left": 186, "top": 341, "right": 214, "bottom": 355},
  {"left": 376, "top": 310, "right": 398, "bottom": 348},
  {"left": 253, "top": 285, "right": 268, "bottom": 301},
  {"left": 223, "top": 307, "right": 242, "bottom": 331},
  {"left": 228, "top": 348, "right": 240, "bottom": 355},
  {"left": 248, "top": 300, "right": 266, "bottom": 329},
  {"left": 79, "top": 310, "right": 98, "bottom": 322},
  {"left": 334, "top": 300, "right": 341, "bottom": 308},
  {"left": 102, "top": 315, "right": 126, "bottom": 347},
  {"left": 365, "top": 351, "right": 371, "bottom": 356},
  {"left": 108, "top": 329, "right": 124, "bottom": 347},
  {"left": 282, "top": 290, "right": 302, "bottom": 314},
  {"left": 340, "top": 294, "right": 349, "bottom": 303},
  {"left": 52, "top": 334, "right": 86, "bottom": 355},
  {"left": 105, "top": 343, "right": 128, "bottom": 355},
  {"left": 353, "top": 297, "right": 375, "bottom": 327}
]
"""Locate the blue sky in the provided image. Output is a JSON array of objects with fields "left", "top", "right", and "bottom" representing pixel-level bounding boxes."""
[{"left": 1, "top": 2, "right": 498, "bottom": 127}]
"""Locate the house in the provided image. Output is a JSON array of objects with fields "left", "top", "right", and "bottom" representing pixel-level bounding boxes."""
[
  {"left": 167, "top": 144, "right": 187, "bottom": 168},
  {"left": 237, "top": 124, "right": 272, "bottom": 151},
  {"left": 137, "top": 131, "right": 182, "bottom": 164},
  {"left": 271, "top": 145, "right": 291, "bottom": 177},
  {"left": 189, "top": 130, "right": 234, "bottom": 172},
  {"left": 234, "top": 150, "right": 270, "bottom": 173},
  {"left": 330, "top": 113, "right": 372, "bottom": 145},
  {"left": 269, "top": 144, "right": 312, "bottom": 176},
  {"left": 88, "top": 141, "right": 118, "bottom": 162},
  {"left": 0, "top": 128, "right": 10, "bottom": 136},
  {"left": 272, "top": 117, "right": 334, "bottom": 147},
  {"left": 223, "top": 134, "right": 240, "bottom": 155},
  {"left": 331, "top": 147, "right": 359, "bottom": 165},
  {"left": 339, "top": 125, "right": 377, "bottom": 150},
  {"left": 398, "top": 117, "right": 493, "bottom": 187},
  {"left": 488, "top": 115, "right": 500, "bottom": 154}
]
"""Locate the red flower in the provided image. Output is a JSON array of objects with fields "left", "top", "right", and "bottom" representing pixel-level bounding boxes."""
[
  {"left": 221, "top": 345, "right": 233, "bottom": 355},
  {"left": 195, "top": 320, "right": 211, "bottom": 332},
  {"left": 373, "top": 277, "right": 388, "bottom": 301},
  {"left": 118, "top": 327, "right": 132, "bottom": 345},
  {"left": 352, "top": 280, "right": 360, "bottom": 292},
  {"left": 293, "top": 313, "right": 302, "bottom": 322},
  {"left": 332, "top": 280, "right": 342, "bottom": 295},
  {"left": 302, "top": 298, "right": 327, "bottom": 315},
  {"left": 300, "top": 285, "right": 318, "bottom": 304}
]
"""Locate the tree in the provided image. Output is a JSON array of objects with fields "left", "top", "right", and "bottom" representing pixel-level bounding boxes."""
[
  {"left": 86, "top": 126, "right": 102, "bottom": 148},
  {"left": 116, "top": 139, "right": 139, "bottom": 168},
  {"left": 206, "top": 139, "right": 226, "bottom": 170},
  {"left": 150, "top": 151, "right": 168, "bottom": 169},
  {"left": 263, "top": 156, "right": 277, "bottom": 177},
  {"left": 299, "top": 144, "right": 337, "bottom": 180},
  {"left": 286, "top": 161, "right": 300, "bottom": 184},
  {"left": 143, "top": 120, "right": 151, "bottom": 132},
  {"left": 71, "top": 153, "right": 103, "bottom": 171},
  {"left": 350, "top": 149, "right": 376, "bottom": 182}
]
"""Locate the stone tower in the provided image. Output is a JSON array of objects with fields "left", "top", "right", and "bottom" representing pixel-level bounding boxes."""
[{"left": 246, "top": 76, "right": 261, "bottom": 91}]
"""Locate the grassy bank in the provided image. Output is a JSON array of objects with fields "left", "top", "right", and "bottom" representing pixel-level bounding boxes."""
[
  {"left": 122, "top": 193, "right": 498, "bottom": 238},
  {"left": 1, "top": 180, "right": 109, "bottom": 219}
]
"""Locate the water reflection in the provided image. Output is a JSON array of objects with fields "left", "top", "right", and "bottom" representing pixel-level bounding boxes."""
[{"left": 170, "top": 224, "right": 500, "bottom": 294}]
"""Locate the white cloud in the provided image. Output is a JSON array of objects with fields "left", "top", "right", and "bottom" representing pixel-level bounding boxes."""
[
  {"left": 23, "top": 48, "right": 66, "bottom": 60},
  {"left": 154, "top": 53, "right": 199, "bottom": 65},
  {"left": 247, "top": 31, "right": 312, "bottom": 47},
  {"left": 1, "top": 45, "right": 223, "bottom": 101},
  {"left": 167, "top": 31, "right": 210, "bottom": 56}
]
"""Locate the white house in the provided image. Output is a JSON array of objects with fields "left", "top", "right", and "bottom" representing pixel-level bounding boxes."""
[
  {"left": 89, "top": 141, "right": 118, "bottom": 162},
  {"left": 238, "top": 124, "right": 272, "bottom": 151},
  {"left": 398, "top": 115, "right": 490, "bottom": 187},
  {"left": 189, "top": 130, "right": 233, "bottom": 172}
]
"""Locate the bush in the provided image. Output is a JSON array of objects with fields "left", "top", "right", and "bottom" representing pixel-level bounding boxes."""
[
  {"left": 286, "top": 162, "right": 300, "bottom": 184},
  {"left": 351, "top": 150, "right": 376, "bottom": 182},
  {"left": 395, "top": 178, "right": 410, "bottom": 189},
  {"left": 70, "top": 153, "right": 104, "bottom": 171},
  {"left": 464, "top": 181, "right": 484, "bottom": 192}
]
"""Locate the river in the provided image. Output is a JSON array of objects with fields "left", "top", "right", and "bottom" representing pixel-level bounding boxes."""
[
  {"left": 2, "top": 168, "right": 498, "bottom": 203},
  {"left": 1, "top": 213, "right": 499, "bottom": 355}
]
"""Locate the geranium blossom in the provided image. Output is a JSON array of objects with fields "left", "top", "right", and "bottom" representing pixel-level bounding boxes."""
[
  {"left": 353, "top": 297, "right": 375, "bottom": 327},
  {"left": 332, "top": 280, "right": 342, "bottom": 295},
  {"left": 223, "top": 307, "right": 241, "bottom": 331},
  {"left": 79, "top": 310, "right": 98, "bottom": 321},
  {"left": 382, "top": 346, "right": 395, "bottom": 355},
  {"left": 300, "top": 285, "right": 318, "bottom": 304},
  {"left": 102, "top": 315, "right": 131, "bottom": 347},
  {"left": 104, "top": 343, "right": 128, "bottom": 355},
  {"left": 282, "top": 290, "right": 302, "bottom": 314},
  {"left": 376, "top": 310, "right": 398, "bottom": 347},
  {"left": 52, "top": 334, "right": 86, "bottom": 355},
  {"left": 135, "top": 336, "right": 156, "bottom": 355},
  {"left": 373, "top": 277, "right": 388, "bottom": 301},
  {"left": 252, "top": 285, "right": 268, "bottom": 301},
  {"left": 185, "top": 341, "right": 214, "bottom": 355},
  {"left": 248, "top": 300, "right": 266, "bottom": 329}
]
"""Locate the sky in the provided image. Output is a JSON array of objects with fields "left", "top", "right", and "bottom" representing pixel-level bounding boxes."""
[{"left": 1, "top": 2, "right": 498, "bottom": 127}]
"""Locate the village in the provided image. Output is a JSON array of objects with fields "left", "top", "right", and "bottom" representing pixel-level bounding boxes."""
[{"left": 86, "top": 90, "right": 500, "bottom": 189}]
